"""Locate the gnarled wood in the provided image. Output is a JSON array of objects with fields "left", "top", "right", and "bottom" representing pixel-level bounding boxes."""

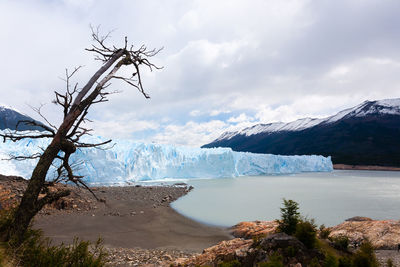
[{"left": 2, "top": 29, "right": 161, "bottom": 244}]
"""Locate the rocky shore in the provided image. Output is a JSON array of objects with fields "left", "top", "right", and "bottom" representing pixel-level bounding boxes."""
[
  {"left": 0, "top": 175, "right": 231, "bottom": 266},
  {"left": 333, "top": 164, "right": 400, "bottom": 171}
]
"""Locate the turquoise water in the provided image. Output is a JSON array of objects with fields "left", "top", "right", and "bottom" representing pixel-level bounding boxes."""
[{"left": 171, "top": 170, "right": 400, "bottom": 227}]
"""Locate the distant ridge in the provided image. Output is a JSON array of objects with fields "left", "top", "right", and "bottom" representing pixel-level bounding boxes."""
[
  {"left": 203, "top": 98, "right": 400, "bottom": 167},
  {"left": 0, "top": 105, "right": 45, "bottom": 131}
]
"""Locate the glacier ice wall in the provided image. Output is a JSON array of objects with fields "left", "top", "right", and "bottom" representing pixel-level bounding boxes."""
[{"left": 0, "top": 131, "right": 333, "bottom": 185}]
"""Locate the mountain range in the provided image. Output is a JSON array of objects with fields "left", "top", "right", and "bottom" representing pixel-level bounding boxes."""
[
  {"left": 203, "top": 98, "right": 400, "bottom": 167},
  {"left": 0, "top": 105, "right": 45, "bottom": 132}
]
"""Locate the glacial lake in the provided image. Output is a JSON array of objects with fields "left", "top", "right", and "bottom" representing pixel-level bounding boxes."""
[{"left": 170, "top": 170, "right": 400, "bottom": 227}]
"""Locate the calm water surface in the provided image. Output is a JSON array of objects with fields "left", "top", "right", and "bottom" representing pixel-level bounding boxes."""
[{"left": 171, "top": 170, "right": 400, "bottom": 227}]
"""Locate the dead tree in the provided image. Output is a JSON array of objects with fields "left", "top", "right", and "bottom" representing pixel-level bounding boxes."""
[{"left": 0, "top": 28, "right": 161, "bottom": 244}]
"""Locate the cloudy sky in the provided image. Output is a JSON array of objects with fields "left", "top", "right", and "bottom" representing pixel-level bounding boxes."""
[{"left": 1, "top": 0, "right": 400, "bottom": 147}]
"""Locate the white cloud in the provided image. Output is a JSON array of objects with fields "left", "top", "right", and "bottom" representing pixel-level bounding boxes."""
[
  {"left": 178, "top": 10, "right": 201, "bottom": 31},
  {"left": 327, "top": 66, "right": 351, "bottom": 78},
  {"left": 1, "top": 0, "right": 400, "bottom": 147},
  {"left": 210, "top": 109, "right": 231, "bottom": 116},
  {"left": 92, "top": 119, "right": 159, "bottom": 140},
  {"left": 189, "top": 110, "right": 201, "bottom": 117},
  {"left": 227, "top": 113, "right": 254, "bottom": 124},
  {"left": 152, "top": 120, "right": 228, "bottom": 147}
]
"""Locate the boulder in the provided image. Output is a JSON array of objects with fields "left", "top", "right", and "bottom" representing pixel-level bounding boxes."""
[
  {"left": 345, "top": 216, "right": 373, "bottom": 222},
  {"left": 231, "top": 220, "right": 278, "bottom": 239},
  {"left": 252, "top": 233, "right": 324, "bottom": 266},
  {"left": 330, "top": 219, "right": 400, "bottom": 249},
  {"left": 181, "top": 238, "right": 253, "bottom": 266},
  {"left": 175, "top": 233, "right": 324, "bottom": 267}
]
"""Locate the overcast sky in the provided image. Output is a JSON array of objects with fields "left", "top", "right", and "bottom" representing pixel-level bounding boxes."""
[{"left": 1, "top": 0, "right": 400, "bottom": 147}]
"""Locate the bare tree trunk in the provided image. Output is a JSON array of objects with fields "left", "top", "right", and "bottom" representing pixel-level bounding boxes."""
[
  {"left": 7, "top": 139, "right": 63, "bottom": 244},
  {"left": 7, "top": 54, "right": 124, "bottom": 244},
  {"left": 7, "top": 59, "right": 124, "bottom": 244},
  {"left": 1, "top": 30, "right": 161, "bottom": 245}
]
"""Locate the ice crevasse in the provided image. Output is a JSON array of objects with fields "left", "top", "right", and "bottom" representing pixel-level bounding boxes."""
[{"left": 0, "top": 131, "right": 333, "bottom": 185}]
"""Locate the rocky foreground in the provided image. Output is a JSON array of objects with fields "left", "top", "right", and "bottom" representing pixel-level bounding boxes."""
[
  {"left": 167, "top": 218, "right": 400, "bottom": 266},
  {"left": 231, "top": 217, "right": 400, "bottom": 250},
  {"left": 330, "top": 216, "right": 400, "bottom": 249}
]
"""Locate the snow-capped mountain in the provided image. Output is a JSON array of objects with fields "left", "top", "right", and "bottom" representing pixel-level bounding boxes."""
[
  {"left": 215, "top": 117, "right": 325, "bottom": 141},
  {"left": 203, "top": 98, "right": 400, "bottom": 167},
  {"left": 214, "top": 98, "right": 400, "bottom": 141},
  {"left": 0, "top": 105, "right": 45, "bottom": 131}
]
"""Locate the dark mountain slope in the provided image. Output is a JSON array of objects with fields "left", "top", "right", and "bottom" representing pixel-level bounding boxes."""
[
  {"left": 0, "top": 105, "right": 45, "bottom": 131},
  {"left": 203, "top": 99, "right": 400, "bottom": 167}
]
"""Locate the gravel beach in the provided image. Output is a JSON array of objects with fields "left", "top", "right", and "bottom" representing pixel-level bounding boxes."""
[
  {"left": 0, "top": 175, "right": 231, "bottom": 266},
  {"left": 33, "top": 184, "right": 231, "bottom": 251}
]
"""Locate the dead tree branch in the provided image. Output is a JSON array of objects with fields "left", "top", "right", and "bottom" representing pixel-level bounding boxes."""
[{"left": 0, "top": 27, "right": 162, "bottom": 244}]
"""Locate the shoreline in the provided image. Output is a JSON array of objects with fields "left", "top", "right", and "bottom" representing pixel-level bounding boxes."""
[
  {"left": 333, "top": 164, "right": 400, "bottom": 171},
  {"left": 33, "top": 184, "right": 232, "bottom": 252},
  {"left": 0, "top": 175, "right": 233, "bottom": 265}
]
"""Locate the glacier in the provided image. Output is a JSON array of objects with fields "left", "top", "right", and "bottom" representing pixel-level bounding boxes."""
[{"left": 0, "top": 130, "right": 333, "bottom": 185}]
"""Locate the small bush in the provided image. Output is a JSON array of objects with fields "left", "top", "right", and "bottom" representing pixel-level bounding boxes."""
[
  {"left": 309, "top": 257, "right": 322, "bottom": 267},
  {"left": 276, "top": 199, "right": 300, "bottom": 235},
  {"left": 338, "top": 256, "right": 352, "bottom": 267},
  {"left": 0, "top": 208, "right": 16, "bottom": 239},
  {"left": 16, "top": 233, "right": 106, "bottom": 267},
  {"left": 323, "top": 253, "right": 339, "bottom": 267},
  {"left": 285, "top": 245, "right": 297, "bottom": 257},
  {"left": 319, "top": 224, "right": 331, "bottom": 239},
  {"left": 352, "top": 241, "right": 378, "bottom": 267},
  {"left": 386, "top": 258, "right": 394, "bottom": 267},
  {"left": 218, "top": 259, "right": 241, "bottom": 267},
  {"left": 295, "top": 219, "right": 317, "bottom": 249},
  {"left": 252, "top": 234, "right": 267, "bottom": 244},
  {"left": 331, "top": 235, "right": 349, "bottom": 251},
  {"left": 258, "top": 252, "right": 284, "bottom": 267},
  {"left": 0, "top": 207, "right": 106, "bottom": 267}
]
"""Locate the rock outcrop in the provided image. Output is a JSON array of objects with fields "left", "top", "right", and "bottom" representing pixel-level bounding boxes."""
[
  {"left": 231, "top": 220, "right": 278, "bottom": 239},
  {"left": 345, "top": 216, "right": 373, "bottom": 222},
  {"left": 330, "top": 218, "right": 400, "bottom": 249},
  {"left": 174, "top": 233, "right": 324, "bottom": 267},
  {"left": 231, "top": 218, "right": 400, "bottom": 250},
  {"left": 0, "top": 175, "right": 27, "bottom": 209},
  {"left": 252, "top": 233, "right": 324, "bottom": 266},
  {"left": 0, "top": 174, "right": 96, "bottom": 213},
  {"left": 174, "top": 238, "right": 253, "bottom": 266}
]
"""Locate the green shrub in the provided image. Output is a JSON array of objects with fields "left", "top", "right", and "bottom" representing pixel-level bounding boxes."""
[
  {"left": 295, "top": 218, "right": 317, "bottom": 249},
  {"left": 338, "top": 256, "right": 352, "bottom": 267},
  {"left": 331, "top": 235, "right": 349, "bottom": 251},
  {"left": 15, "top": 230, "right": 106, "bottom": 267},
  {"left": 258, "top": 253, "right": 284, "bottom": 267},
  {"left": 285, "top": 245, "right": 297, "bottom": 257},
  {"left": 218, "top": 259, "right": 241, "bottom": 267},
  {"left": 386, "top": 258, "right": 394, "bottom": 267},
  {"left": 0, "top": 207, "right": 107, "bottom": 267},
  {"left": 352, "top": 241, "right": 378, "bottom": 267},
  {"left": 323, "top": 253, "right": 339, "bottom": 267},
  {"left": 0, "top": 208, "right": 16, "bottom": 240},
  {"left": 276, "top": 199, "right": 300, "bottom": 235},
  {"left": 309, "top": 257, "right": 322, "bottom": 267},
  {"left": 319, "top": 224, "right": 331, "bottom": 239}
]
